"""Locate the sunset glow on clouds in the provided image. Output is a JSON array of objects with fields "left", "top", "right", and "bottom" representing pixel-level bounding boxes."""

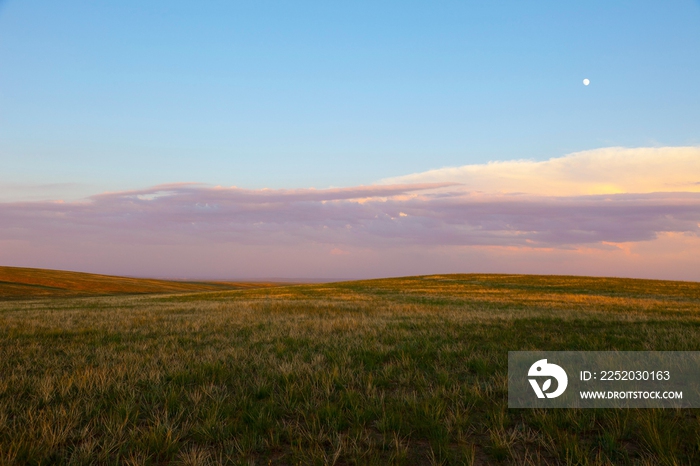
[
  {"left": 2, "top": 147, "right": 700, "bottom": 280},
  {"left": 384, "top": 147, "right": 700, "bottom": 196}
]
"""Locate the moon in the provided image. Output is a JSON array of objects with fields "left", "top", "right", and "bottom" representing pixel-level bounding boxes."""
[{"left": 583, "top": 78, "right": 590, "bottom": 86}]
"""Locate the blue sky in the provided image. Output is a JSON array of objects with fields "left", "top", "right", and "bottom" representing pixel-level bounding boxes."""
[
  {"left": 2, "top": 1, "right": 700, "bottom": 280},
  {"left": 1, "top": 1, "right": 698, "bottom": 198}
]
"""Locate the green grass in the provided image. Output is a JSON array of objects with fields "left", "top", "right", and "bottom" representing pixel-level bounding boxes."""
[{"left": 0, "top": 274, "right": 699, "bottom": 464}]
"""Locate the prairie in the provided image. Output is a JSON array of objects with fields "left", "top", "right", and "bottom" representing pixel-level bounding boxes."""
[
  {"left": 0, "top": 266, "right": 282, "bottom": 299},
  {"left": 0, "top": 272, "right": 699, "bottom": 464}
]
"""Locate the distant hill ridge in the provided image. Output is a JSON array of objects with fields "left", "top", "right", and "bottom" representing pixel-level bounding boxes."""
[{"left": 0, "top": 266, "right": 281, "bottom": 299}]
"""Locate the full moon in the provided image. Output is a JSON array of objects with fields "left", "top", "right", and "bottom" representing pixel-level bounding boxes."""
[{"left": 583, "top": 78, "right": 590, "bottom": 86}]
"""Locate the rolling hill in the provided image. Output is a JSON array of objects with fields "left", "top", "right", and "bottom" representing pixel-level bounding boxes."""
[
  {"left": 1, "top": 273, "right": 699, "bottom": 463},
  {"left": 0, "top": 266, "right": 283, "bottom": 299}
]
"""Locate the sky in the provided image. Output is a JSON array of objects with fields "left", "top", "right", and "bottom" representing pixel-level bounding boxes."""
[{"left": 1, "top": 1, "right": 700, "bottom": 280}]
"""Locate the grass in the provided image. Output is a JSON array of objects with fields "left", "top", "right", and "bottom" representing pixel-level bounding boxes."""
[
  {"left": 0, "top": 273, "right": 699, "bottom": 464},
  {"left": 0, "top": 266, "right": 283, "bottom": 299}
]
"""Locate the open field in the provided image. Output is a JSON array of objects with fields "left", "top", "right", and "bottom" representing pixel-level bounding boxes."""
[
  {"left": 0, "top": 273, "right": 699, "bottom": 465},
  {"left": 0, "top": 267, "right": 283, "bottom": 299}
]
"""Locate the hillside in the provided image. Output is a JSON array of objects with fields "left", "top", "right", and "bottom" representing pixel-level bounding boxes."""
[
  {"left": 1, "top": 273, "right": 699, "bottom": 463},
  {"left": 1, "top": 273, "right": 699, "bottom": 464},
  {"left": 0, "top": 266, "right": 283, "bottom": 299}
]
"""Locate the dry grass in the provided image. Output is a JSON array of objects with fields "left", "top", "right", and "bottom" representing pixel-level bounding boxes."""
[
  {"left": 0, "top": 274, "right": 699, "bottom": 464},
  {"left": 0, "top": 266, "right": 284, "bottom": 299}
]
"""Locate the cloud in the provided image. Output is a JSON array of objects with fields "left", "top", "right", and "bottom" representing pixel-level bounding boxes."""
[
  {"left": 1, "top": 183, "right": 698, "bottom": 249},
  {"left": 2, "top": 147, "right": 699, "bottom": 279},
  {"left": 382, "top": 146, "right": 700, "bottom": 196}
]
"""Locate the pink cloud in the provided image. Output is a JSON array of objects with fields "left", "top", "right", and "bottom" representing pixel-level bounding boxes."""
[{"left": 1, "top": 182, "right": 699, "bottom": 280}]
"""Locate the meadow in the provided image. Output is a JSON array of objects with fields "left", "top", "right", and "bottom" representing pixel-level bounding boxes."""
[
  {"left": 0, "top": 270, "right": 699, "bottom": 465},
  {"left": 0, "top": 266, "right": 282, "bottom": 299}
]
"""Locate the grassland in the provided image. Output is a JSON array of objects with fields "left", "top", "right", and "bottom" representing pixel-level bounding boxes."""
[
  {"left": 0, "top": 266, "right": 282, "bottom": 299},
  {"left": 0, "top": 273, "right": 699, "bottom": 465}
]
